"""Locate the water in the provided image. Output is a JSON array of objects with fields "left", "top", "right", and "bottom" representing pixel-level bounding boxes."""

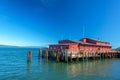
[{"left": 0, "top": 48, "right": 120, "bottom": 80}]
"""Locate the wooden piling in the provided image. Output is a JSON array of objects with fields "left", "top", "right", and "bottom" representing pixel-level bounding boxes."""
[
  {"left": 88, "top": 51, "right": 90, "bottom": 60},
  {"left": 87, "top": 52, "right": 88, "bottom": 60},
  {"left": 82, "top": 52, "right": 84, "bottom": 61},
  {"left": 61, "top": 49, "right": 64, "bottom": 61},
  {"left": 45, "top": 49, "right": 48, "bottom": 60},
  {"left": 76, "top": 53, "right": 79, "bottom": 61},
  {"left": 99, "top": 52, "right": 101, "bottom": 60},
  {"left": 85, "top": 52, "right": 87, "bottom": 60},
  {"left": 70, "top": 52, "right": 72, "bottom": 62},
  {"left": 89, "top": 52, "right": 91, "bottom": 59},
  {"left": 65, "top": 49, "right": 68, "bottom": 63},
  {"left": 107, "top": 52, "right": 109, "bottom": 58},
  {"left": 56, "top": 51, "right": 58, "bottom": 62},
  {"left": 38, "top": 49, "right": 41, "bottom": 60},
  {"left": 112, "top": 52, "right": 115, "bottom": 58},
  {"left": 96, "top": 51, "right": 98, "bottom": 59},
  {"left": 112, "top": 52, "right": 114, "bottom": 58},
  {"left": 114, "top": 53, "right": 116, "bottom": 58},
  {"left": 103, "top": 52, "right": 105, "bottom": 59},
  {"left": 56, "top": 50, "right": 60, "bottom": 62},
  {"left": 27, "top": 51, "right": 32, "bottom": 62},
  {"left": 112, "top": 53, "right": 114, "bottom": 58},
  {"left": 109, "top": 52, "right": 112, "bottom": 58},
  {"left": 93, "top": 51, "right": 95, "bottom": 60},
  {"left": 112, "top": 52, "right": 113, "bottom": 58},
  {"left": 95, "top": 51, "right": 97, "bottom": 59},
  {"left": 102, "top": 52, "right": 104, "bottom": 59},
  {"left": 105, "top": 52, "right": 107, "bottom": 58}
]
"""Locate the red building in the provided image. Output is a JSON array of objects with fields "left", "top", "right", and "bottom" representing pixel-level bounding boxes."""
[{"left": 49, "top": 38, "right": 112, "bottom": 53}]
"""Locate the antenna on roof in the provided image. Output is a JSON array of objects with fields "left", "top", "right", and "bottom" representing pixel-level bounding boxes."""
[
  {"left": 98, "top": 37, "right": 100, "bottom": 41},
  {"left": 83, "top": 26, "right": 85, "bottom": 38}
]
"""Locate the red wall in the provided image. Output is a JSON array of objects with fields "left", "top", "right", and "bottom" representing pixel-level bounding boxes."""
[
  {"left": 49, "top": 45, "right": 69, "bottom": 50},
  {"left": 68, "top": 44, "right": 79, "bottom": 53}
]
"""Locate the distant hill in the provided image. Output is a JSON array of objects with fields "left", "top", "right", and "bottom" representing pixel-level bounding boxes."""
[
  {"left": 21, "top": 46, "right": 48, "bottom": 49},
  {"left": 115, "top": 47, "right": 120, "bottom": 51},
  {"left": 0, "top": 45, "right": 18, "bottom": 48}
]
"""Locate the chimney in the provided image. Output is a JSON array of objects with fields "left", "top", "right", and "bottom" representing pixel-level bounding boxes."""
[{"left": 83, "top": 38, "right": 86, "bottom": 42}]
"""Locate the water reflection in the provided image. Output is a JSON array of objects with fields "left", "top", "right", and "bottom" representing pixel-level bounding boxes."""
[
  {"left": 38, "top": 58, "right": 41, "bottom": 70},
  {"left": 26, "top": 57, "right": 120, "bottom": 80},
  {"left": 49, "top": 59, "right": 113, "bottom": 78},
  {"left": 43, "top": 59, "right": 49, "bottom": 73},
  {"left": 26, "top": 61, "right": 31, "bottom": 74},
  {"left": 65, "top": 59, "right": 113, "bottom": 79},
  {"left": 37, "top": 58, "right": 44, "bottom": 74}
]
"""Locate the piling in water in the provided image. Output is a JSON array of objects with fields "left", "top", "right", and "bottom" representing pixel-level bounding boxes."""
[
  {"left": 38, "top": 49, "right": 41, "bottom": 60},
  {"left": 93, "top": 52, "right": 95, "bottom": 60},
  {"left": 56, "top": 50, "right": 60, "bottom": 62},
  {"left": 70, "top": 52, "right": 72, "bottom": 62},
  {"left": 45, "top": 50, "right": 48, "bottom": 60},
  {"left": 61, "top": 50, "right": 64, "bottom": 61},
  {"left": 82, "top": 52, "right": 84, "bottom": 61},
  {"left": 65, "top": 49, "right": 68, "bottom": 63},
  {"left": 27, "top": 51, "right": 32, "bottom": 62},
  {"left": 100, "top": 52, "right": 101, "bottom": 60},
  {"left": 76, "top": 53, "right": 79, "bottom": 61}
]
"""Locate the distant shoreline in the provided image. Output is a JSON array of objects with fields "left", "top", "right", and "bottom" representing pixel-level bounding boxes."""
[{"left": 0, "top": 45, "right": 48, "bottom": 49}]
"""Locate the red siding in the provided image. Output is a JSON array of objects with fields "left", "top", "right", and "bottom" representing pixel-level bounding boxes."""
[{"left": 49, "top": 38, "right": 112, "bottom": 53}]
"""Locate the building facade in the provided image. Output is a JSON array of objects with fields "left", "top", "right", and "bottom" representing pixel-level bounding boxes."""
[{"left": 49, "top": 38, "right": 112, "bottom": 53}]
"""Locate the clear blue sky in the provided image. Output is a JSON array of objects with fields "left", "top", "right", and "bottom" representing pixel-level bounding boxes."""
[{"left": 0, "top": 0, "right": 120, "bottom": 48}]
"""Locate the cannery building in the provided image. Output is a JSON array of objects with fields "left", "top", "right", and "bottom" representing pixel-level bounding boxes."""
[{"left": 49, "top": 38, "right": 112, "bottom": 53}]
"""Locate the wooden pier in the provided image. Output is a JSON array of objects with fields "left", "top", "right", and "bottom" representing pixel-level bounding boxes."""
[{"left": 40, "top": 49, "right": 120, "bottom": 62}]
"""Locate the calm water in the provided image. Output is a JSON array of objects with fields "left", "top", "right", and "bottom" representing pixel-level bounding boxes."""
[{"left": 0, "top": 48, "right": 120, "bottom": 80}]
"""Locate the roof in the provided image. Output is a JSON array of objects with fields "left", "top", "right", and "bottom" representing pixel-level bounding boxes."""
[
  {"left": 70, "top": 40, "right": 95, "bottom": 45},
  {"left": 49, "top": 43, "right": 71, "bottom": 46},
  {"left": 58, "top": 39, "right": 96, "bottom": 46},
  {"left": 81, "top": 38, "right": 110, "bottom": 44}
]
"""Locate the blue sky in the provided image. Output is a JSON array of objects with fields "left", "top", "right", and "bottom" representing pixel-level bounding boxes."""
[{"left": 0, "top": 0, "right": 120, "bottom": 48}]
